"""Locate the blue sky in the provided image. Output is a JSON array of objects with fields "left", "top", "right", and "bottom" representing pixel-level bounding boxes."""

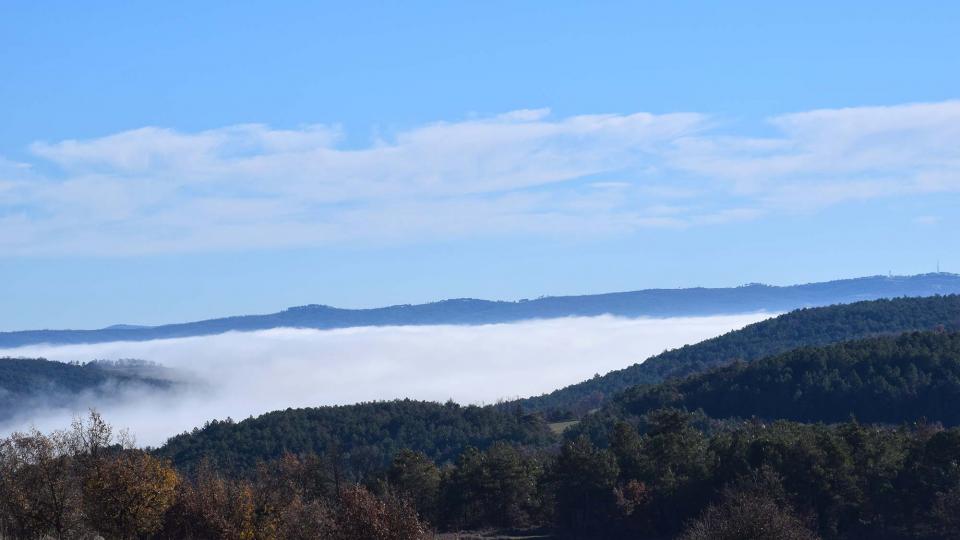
[{"left": 1, "top": 1, "right": 959, "bottom": 330}]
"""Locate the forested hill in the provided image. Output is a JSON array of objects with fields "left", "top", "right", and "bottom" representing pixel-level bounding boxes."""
[
  {"left": 519, "top": 294, "right": 960, "bottom": 414},
  {"left": 616, "top": 331, "right": 960, "bottom": 425},
  {"left": 0, "top": 358, "right": 174, "bottom": 421},
  {"left": 3, "top": 273, "right": 960, "bottom": 347},
  {"left": 157, "top": 400, "right": 555, "bottom": 476}
]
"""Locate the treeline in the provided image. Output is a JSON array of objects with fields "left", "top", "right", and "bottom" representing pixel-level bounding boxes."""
[
  {"left": 0, "top": 357, "right": 173, "bottom": 421},
  {"left": 6, "top": 411, "right": 960, "bottom": 539},
  {"left": 614, "top": 331, "right": 960, "bottom": 426},
  {"left": 581, "top": 413, "right": 960, "bottom": 539},
  {"left": 0, "top": 357, "right": 170, "bottom": 394},
  {"left": 157, "top": 400, "right": 555, "bottom": 476},
  {"left": 394, "top": 410, "right": 960, "bottom": 538},
  {"left": 519, "top": 295, "right": 960, "bottom": 415},
  {"left": 0, "top": 412, "right": 427, "bottom": 539}
]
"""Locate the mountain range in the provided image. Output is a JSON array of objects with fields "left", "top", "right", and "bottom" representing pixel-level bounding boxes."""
[{"left": 3, "top": 273, "right": 960, "bottom": 348}]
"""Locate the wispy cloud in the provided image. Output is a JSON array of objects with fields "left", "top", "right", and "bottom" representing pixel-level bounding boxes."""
[
  {"left": 914, "top": 215, "right": 941, "bottom": 226},
  {"left": 2, "top": 101, "right": 959, "bottom": 255},
  {"left": 669, "top": 100, "right": 960, "bottom": 207}
]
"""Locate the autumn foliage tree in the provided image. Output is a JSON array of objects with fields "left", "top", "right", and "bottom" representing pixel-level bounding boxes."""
[
  {"left": 0, "top": 428, "right": 84, "bottom": 539},
  {"left": 82, "top": 450, "right": 179, "bottom": 539},
  {"left": 678, "top": 485, "right": 820, "bottom": 540},
  {"left": 0, "top": 412, "right": 180, "bottom": 540},
  {"left": 0, "top": 413, "right": 429, "bottom": 540}
]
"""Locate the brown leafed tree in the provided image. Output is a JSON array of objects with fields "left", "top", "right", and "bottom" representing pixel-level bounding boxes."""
[
  {"left": 0, "top": 428, "right": 84, "bottom": 539},
  {"left": 334, "top": 484, "right": 428, "bottom": 540},
  {"left": 81, "top": 449, "right": 180, "bottom": 539},
  {"left": 678, "top": 487, "right": 820, "bottom": 540},
  {"left": 157, "top": 461, "right": 258, "bottom": 539}
]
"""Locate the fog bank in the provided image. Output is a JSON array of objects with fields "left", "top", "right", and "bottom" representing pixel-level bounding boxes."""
[{"left": 0, "top": 313, "right": 771, "bottom": 446}]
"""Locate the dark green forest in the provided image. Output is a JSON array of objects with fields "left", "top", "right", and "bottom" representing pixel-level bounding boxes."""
[
  {"left": 157, "top": 400, "right": 555, "bottom": 477},
  {"left": 519, "top": 295, "right": 960, "bottom": 415},
  {"left": 615, "top": 331, "right": 960, "bottom": 425},
  {"left": 0, "top": 358, "right": 172, "bottom": 421}
]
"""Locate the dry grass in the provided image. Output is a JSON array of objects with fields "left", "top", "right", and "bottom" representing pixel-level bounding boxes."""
[{"left": 547, "top": 420, "right": 579, "bottom": 434}]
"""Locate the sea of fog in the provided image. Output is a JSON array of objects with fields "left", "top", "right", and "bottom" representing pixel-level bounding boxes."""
[{"left": 0, "top": 313, "right": 772, "bottom": 446}]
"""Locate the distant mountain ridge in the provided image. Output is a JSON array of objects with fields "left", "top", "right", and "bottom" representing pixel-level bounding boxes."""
[{"left": 2, "top": 273, "right": 960, "bottom": 348}]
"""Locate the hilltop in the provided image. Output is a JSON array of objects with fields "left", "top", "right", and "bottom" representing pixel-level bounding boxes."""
[
  {"left": 519, "top": 293, "right": 960, "bottom": 414},
  {"left": 611, "top": 330, "right": 960, "bottom": 426}
]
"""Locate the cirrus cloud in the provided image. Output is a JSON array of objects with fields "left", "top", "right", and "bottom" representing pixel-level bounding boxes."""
[{"left": 1, "top": 101, "right": 958, "bottom": 255}]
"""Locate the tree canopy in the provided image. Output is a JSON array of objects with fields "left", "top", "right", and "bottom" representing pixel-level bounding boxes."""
[
  {"left": 519, "top": 295, "right": 960, "bottom": 415},
  {"left": 157, "top": 399, "right": 555, "bottom": 477},
  {"left": 614, "top": 330, "right": 960, "bottom": 426}
]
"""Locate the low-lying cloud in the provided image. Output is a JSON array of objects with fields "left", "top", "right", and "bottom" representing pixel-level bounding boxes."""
[{"left": 0, "top": 313, "right": 771, "bottom": 446}]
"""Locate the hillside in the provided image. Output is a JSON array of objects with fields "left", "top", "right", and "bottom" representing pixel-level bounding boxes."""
[
  {"left": 157, "top": 399, "right": 555, "bottom": 476},
  {"left": 520, "top": 294, "right": 960, "bottom": 414},
  {"left": 151, "top": 347, "right": 960, "bottom": 538},
  {"left": 615, "top": 331, "right": 960, "bottom": 425},
  {"left": 0, "top": 358, "right": 175, "bottom": 421},
  {"left": 2, "top": 273, "right": 959, "bottom": 347}
]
